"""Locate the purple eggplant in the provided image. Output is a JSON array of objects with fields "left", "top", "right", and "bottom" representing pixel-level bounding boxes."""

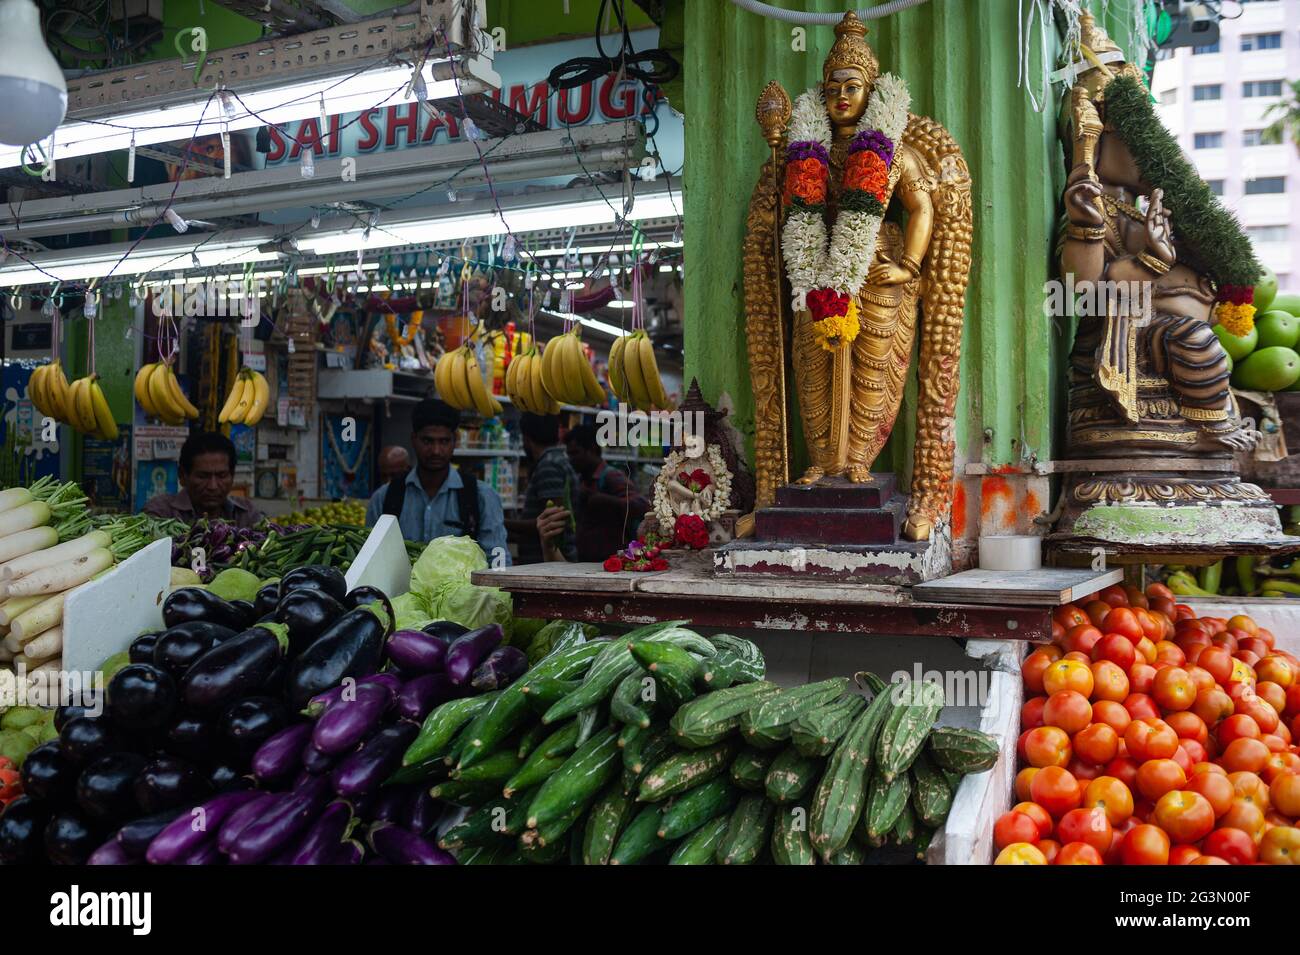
[
  {"left": 312, "top": 683, "right": 393, "bottom": 756},
  {"left": 404, "top": 788, "right": 440, "bottom": 837},
  {"left": 88, "top": 836, "right": 136, "bottom": 865},
  {"left": 422, "top": 620, "right": 469, "bottom": 641},
  {"left": 368, "top": 821, "right": 456, "bottom": 864},
  {"left": 385, "top": 629, "right": 449, "bottom": 674},
  {"left": 116, "top": 807, "right": 186, "bottom": 858},
  {"left": 253, "top": 722, "right": 313, "bottom": 786},
  {"left": 214, "top": 792, "right": 280, "bottom": 856},
  {"left": 226, "top": 775, "right": 332, "bottom": 865},
  {"left": 181, "top": 622, "right": 291, "bottom": 713},
  {"left": 372, "top": 784, "right": 414, "bottom": 823},
  {"left": 304, "top": 672, "right": 400, "bottom": 718},
  {"left": 331, "top": 721, "right": 419, "bottom": 799},
  {"left": 333, "top": 839, "right": 365, "bottom": 864},
  {"left": 146, "top": 790, "right": 256, "bottom": 863},
  {"left": 444, "top": 624, "right": 504, "bottom": 686},
  {"left": 181, "top": 839, "right": 223, "bottom": 865},
  {"left": 395, "top": 673, "right": 454, "bottom": 722},
  {"left": 286, "top": 606, "right": 390, "bottom": 709},
  {"left": 301, "top": 743, "right": 337, "bottom": 775},
  {"left": 470, "top": 646, "right": 528, "bottom": 692},
  {"left": 289, "top": 800, "right": 355, "bottom": 864}
]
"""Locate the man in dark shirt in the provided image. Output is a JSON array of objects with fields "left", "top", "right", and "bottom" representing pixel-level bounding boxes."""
[
  {"left": 142, "top": 431, "right": 263, "bottom": 527},
  {"left": 538, "top": 424, "right": 649, "bottom": 562},
  {"left": 507, "top": 413, "right": 577, "bottom": 563}
]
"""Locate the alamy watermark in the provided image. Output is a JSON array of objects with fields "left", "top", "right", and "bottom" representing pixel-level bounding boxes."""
[
  {"left": 0, "top": 664, "right": 104, "bottom": 714},
  {"left": 150, "top": 279, "right": 261, "bottom": 325},
  {"left": 1043, "top": 273, "right": 1153, "bottom": 320},
  {"left": 595, "top": 407, "right": 705, "bottom": 458}
]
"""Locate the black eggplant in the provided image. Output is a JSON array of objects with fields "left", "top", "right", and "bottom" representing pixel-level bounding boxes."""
[
  {"left": 76, "top": 751, "right": 148, "bottom": 822},
  {"left": 134, "top": 756, "right": 213, "bottom": 814},
  {"left": 45, "top": 810, "right": 101, "bottom": 865},
  {"left": 331, "top": 721, "right": 419, "bottom": 799},
  {"left": 372, "top": 784, "right": 414, "bottom": 823},
  {"left": 0, "top": 795, "right": 50, "bottom": 864},
  {"left": 253, "top": 582, "right": 280, "bottom": 619},
  {"left": 229, "top": 599, "right": 258, "bottom": 628},
  {"left": 219, "top": 696, "right": 291, "bottom": 759},
  {"left": 54, "top": 694, "right": 103, "bottom": 732},
  {"left": 280, "top": 566, "right": 348, "bottom": 603},
  {"left": 106, "top": 664, "right": 178, "bottom": 731},
  {"left": 344, "top": 585, "right": 394, "bottom": 622},
  {"left": 87, "top": 837, "right": 134, "bottom": 865},
  {"left": 275, "top": 589, "right": 346, "bottom": 655},
  {"left": 153, "top": 626, "right": 221, "bottom": 677},
  {"left": 285, "top": 606, "right": 388, "bottom": 709},
  {"left": 470, "top": 646, "right": 528, "bottom": 691},
  {"left": 421, "top": 620, "right": 469, "bottom": 641},
  {"left": 115, "top": 807, "right": 186, "bottom": 858},
  {"left": 227, "top": 775, "right": 332, "bottom": 865},
  {"left": 164, "top": 713, "right": 213, "bottom": 761},
  {"left": 181, "top": 622, "right": 290, "bottom": 713},
  {"left": 19, "top": 741, "right": 77, "bottom": 803},
  {"left": 301, "top": 744, "right": 337, "bottom": 775},
  {"left": 404, "top": 788, "right": 439, "bottom": 837},
  {"left": 208, "top": 762, "right": 250, "bottom": 793},
  {"left": 444, "top": 624, "right": 504, "bottom": 686},
  {"left": 252, "top": 723, "right": 313, "bottom": 787},
  {"left": 129, "top": 632, "right": 161, "bottom": 665},
  {"left": 163, "top": 587, "right": 248, "bottom": 630},
  {"left": 59, "top": 716, "right": 115, "bottom": 766}
]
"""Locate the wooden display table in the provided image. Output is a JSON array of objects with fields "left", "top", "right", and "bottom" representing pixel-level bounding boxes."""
[{"left": 470, "top": 562, "right": 1122, "bottom": 642}]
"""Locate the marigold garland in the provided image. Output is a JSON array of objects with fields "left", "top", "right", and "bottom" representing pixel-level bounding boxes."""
[
  {"left": 812, "top": 299, "right": 861, "bottom": 351},
  {"left": 1215, "top": 301, "right": 1256, "bottom": 336}
]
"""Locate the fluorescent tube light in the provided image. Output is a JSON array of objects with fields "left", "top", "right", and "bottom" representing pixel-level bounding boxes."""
[
  {"left": 0, "top": 239, "right": 278, "bottom": 286},
  {"left": 546, "top": 311, "right": 626, "bottom": 338}
]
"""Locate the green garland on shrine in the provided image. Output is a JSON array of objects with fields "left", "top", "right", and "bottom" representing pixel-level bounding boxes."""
[{"left": 1103, "top": 74, "right": 1262, "bottom": 290}]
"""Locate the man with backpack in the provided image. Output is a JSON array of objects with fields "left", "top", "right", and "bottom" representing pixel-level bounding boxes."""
[{"left": 365, "top": 399, "right": 510, "bottom": 565}]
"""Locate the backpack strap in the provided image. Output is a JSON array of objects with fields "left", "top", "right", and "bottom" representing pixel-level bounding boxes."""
[
  {"left": 450, "top": 471, "right": 481, "bottom": 542},
  {"left": 382, "top": 471, "right": 408, "bottom": 518}
]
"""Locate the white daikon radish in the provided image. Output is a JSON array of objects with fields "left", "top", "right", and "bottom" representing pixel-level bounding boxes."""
[
  {"left": 6, "top": 548, "right": 113, "bottom": 597},
  {"left": 0, "top": 645, "right": 13, "bottom": 664},
  {"left": 0, "top": 530, "right": 110, "bottom": 581},
  {"left": 0, "top": 488, "right": 32, "bottom": 514},
  {"left": 0, "top": 501, "right": 51, "bottom": 539},
  {"left": 23, "top": 626, "right": 62, "bottom": 662},
  {"left": 0, "top": 526, "right": 58, "bottom": 565},
  {"left": 2, "top": 631, "right": 21, "bottom": 654},
  {"left": 9, "top": 591, "right": 64, "bottom": 642},
  {"left": 15, "top": 649, "right": 58, "bottom": 670},
  {"left": 0, "top": 594, "right": 44, "bottom": 627}
]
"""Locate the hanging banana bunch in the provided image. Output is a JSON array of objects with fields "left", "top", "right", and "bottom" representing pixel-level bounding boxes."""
[
  {"left": 608, "top": 329, "right": 672, "bottom": 412},
  {"left": 434, "top": 340, "right": 504, "bottom": 417},
  {"left": 505, "top": 344, "right": 561, "bottom": 414},
  {"left": 28, "top": 360, "right": 73, "bottom": 428},
  {"left": 134, "top": 360, "right": 201, "bottom": 426},
  {"left": 218, "top": 367, "right": 272, "bottom": 427},
  {"left": 540, "top": 326, "right": 607, "bottom": 409}
]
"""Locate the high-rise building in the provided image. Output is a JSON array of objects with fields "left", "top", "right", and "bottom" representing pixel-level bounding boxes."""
[{"left": 1154, "top": 0, "right": 1300, "bottom": 290}]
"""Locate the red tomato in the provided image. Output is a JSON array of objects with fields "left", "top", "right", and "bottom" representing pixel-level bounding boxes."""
[
  {"left": 1219, "top": 801, "right": 1266, "bottom": 844},
  {"left": 1168, "top": 844, "right": 1202, "bottom": 865},
  {"left": 1152, "top": 789, "right": 1216, "bottom": 844},
  {"left": 1134, "top": 636, "right": 1158, "bottom": 666},
  {"left": 1218, "top": 714, "right": 1262, "bottom": 747},
  {"left": 1257, "top": 627, "right": 1277, "bottom": 650},
  {"left": 1136, "top": 758, "right": 1187, "bottom": 801},
  {"left": 995, "top": 843, "right": 1048, "bottom": 865},
  {"left": 1150, "top": 597, "right": 1177, "bottom": 621},
  {"left": 1036, "top": 838, "right": 1061, "bottom": 864},
  {"left": 1165, "top": 710, "right": 1209, "bottom": 745},
  {"left": 1092, "top": 699, "right": 1132, "bottom": 735},
  {"left": 1125, "top": 719, "right": 1179, "bottom": 761},
  {"left": 1184, "top": 770, "right": 1234, "bottom": 817},
  {"left": 1171, "top": 744, "right": 1195, "bottom": 776},
  {"left": 1192, "top": 687, "right": 1234, "bottom": 728},
  {"left": 1180, "top": 739, "right": 1208, "bottom": 765},
  {"left": 994, "top": 810, "right": 1042, "bottom": 849},
  {"left": 1203, "top": 826, "right": 1258, "bottom": 865},
  {"left": 1067, "top": 756, "right": 1103, "bottom": 782},
  {"left": 1237, "top": 650, "right": 1262, "bottom": 669},
  {"left": 1154, "top": 641, "right": 1186, "bottom": 669},
  {"left": 1022, "top": 650, "right": 1058, "bottom": 696},
  {"left": 1104, "top": 755, "right": 1141, "bottom": 792},
  {"left": 1198, "top": 646, "right": 1235, "bottom": 686},
  {"left": 1124, "top": 585, "right": 1150, "bottom": 610},
  {"left": 1057, "top": 806, "right": 1113, "bottom": 854},
  {"left": 1152, "top": 666, "right": 1196, "bottom": 713},
  {"left": 1021, "top": 695, "right": 1048, "bottom": 730},
  {"left": 1256, "top": 656, "right": 1296, "bottom": 690},
  {"left": 1083, "top": 775, "right": 1134, "bottom": 827},
  {"left": 1053, "top": 604, "right": 1090, "bottom": 630},
  {"left": 1146, "top": 582, "right": 1175, "bottom": 601},
  {"left": 1220, "top": 737, "right": 1270, "bottom": 774},
  {"left": 1228, "top": 771, "right": 1271, "bottom": 811},
  {"left": 1123, "top": 693, "right": 1160, "bottom": 722},
  {"left": 1090, "top": 661, "right": 1130, "bottom": 703},
  {"left": 1239, "top": 698, "right": 1279, "bottom": 735},
  {"left": 1093, "top": 634, "right": 1137, "bottom": 671},
  {"left": 1065, "top": 624, "right": 1103, "bottom": 656},
  {"left": 1129, "top": 663, "right": 1158, "bottom": 696},
  {"left": 1030, "top": 766, "right": 1083, "bottom": 817},
  {"left": 1084, "top": 600, "right": 1113, "bottom": 627},
  {"left": 1015, "top": 767, "right": 1040, "bottom": 802},
  {"left": 1175, "top": 630, "right": 1212, "bottom": 656},
  {"left": 1103, "top": 607, "right": 1143, "bottom": 642},
  {"left": 1099, "top": 585, "right": 1130, "bottom": 608},
  {"left": 1271, "top": 771, "right": 1300, "bottom": 817},
  {"left": 1132, "top": 608, "right": 1159, "bottom": 642},
  {"left": 1185, "top": 665, "right": 1216, "bottom": 694},
  {"left": 1042, "top": 659, "right": 1095, "bottom": 698},
  {"left": 1256, "top": 681, "right": 1288, "bottom": 714},
  {"left": 1260, "top": 751, "right": 1298, "bottom": 783},
  {"left": 1051, "top": 619, "right": 1066, "bottom": 646},
  {"left": 1011, "top": 801, "right": 1054, "bottom": 839},
  {"left": 1212, "top": 631, "right": 1239, "bottom": 655},
  {"left": 1173, "top": 604, "right": 1196, "bottom": 621},
  {"left": 1121, "top": 824, "right": 1171, "bottom": 865},
  {"left": 1043, "top": 691, "right": 1092, "bottom": 735},
  {"left": 1025, "top": 726, "right": 1072, "bottom": 768},
  {"left": 1239, "top": 637, "right": 1271, "bottom": 660},
  {"left": 1054, "top": 841, "right": 1104, "bottom": 864},
  {"left": 1259, "top": 826, "right": 1300, "bottom": 865},
  {"left": 1074, "top": 722, "right": 1120, "bottom": 765}
]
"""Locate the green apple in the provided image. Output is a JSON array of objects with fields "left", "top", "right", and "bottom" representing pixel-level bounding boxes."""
[
  {"left": 1214, "top": 322, "right": 1258, "bottom": 361},
  {"left": 1225, "top": 351, "right": 1234, "bottom": 375},
  {"left": 1256, "top": 309, "right": 1300, "bottom": 349},
  {"left": 1254, "top": 265, "right": 1278, "bottom": 312},
  {"left": 1271, "top": 292, "right": 1300, "bottom": 317},
  {"left": 1232, "top": 346, "right": 1300, "bottom": 392}
]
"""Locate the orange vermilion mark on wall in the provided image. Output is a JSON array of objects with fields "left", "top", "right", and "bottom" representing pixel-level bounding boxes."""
[
  {"left": 951, "top": 481, "right": 967, "bottom": 538},
  {"left": 1023, "top": 488, "right": 1041, "bottom": 518},
  {"left": 990, "top": 464, "right": 1019, "bottom": 475},
  {"left": 980, "top": 476, "right": 1013, "bottom": 519}
]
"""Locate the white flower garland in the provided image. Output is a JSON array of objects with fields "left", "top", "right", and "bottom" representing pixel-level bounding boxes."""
[
  {"left": 654, "top": 444, "right": 733, "bottom": 535},
  {"left": 781, "top": 73, "right": 911, "bottom": 311}
]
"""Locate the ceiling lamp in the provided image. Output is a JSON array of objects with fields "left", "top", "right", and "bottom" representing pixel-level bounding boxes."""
[{"left": 0, "top": 0, "right": 68, "bottom": 147}]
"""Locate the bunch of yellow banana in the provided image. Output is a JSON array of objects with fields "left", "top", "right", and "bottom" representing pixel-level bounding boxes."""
[
  {"left": 65, "top": 374, "right": 118, "bottom": 440},
  {"left": 608, "top": 329, "right": 672, "bottom": 412},
  {"left": 434, "top": 343, "right": 504, "bottom": 417},
  {"left": 505, "top": 345, "right": 561, "bottom": 414},
  {"left": 541, "top": 328, "right": 607, "bottom": 408},
  {"left": 28, "top": 361, "right": 73, "bottom": 426},
  {"left": 134, "top": 361, "right": 200, "bottom": 426},
  {"left": 217, "top": 367, "right": 271, "bottom": 427}
]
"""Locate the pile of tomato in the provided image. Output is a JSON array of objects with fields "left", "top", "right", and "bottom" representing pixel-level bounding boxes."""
[
  {"left": 0, "top": 757, "right": 20, "bottom": 809},
  {"left": 994, "top": 582, "right": 1300, "bottom": 865}
]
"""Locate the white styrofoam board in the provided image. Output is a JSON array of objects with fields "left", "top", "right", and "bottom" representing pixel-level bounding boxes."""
[
  {"left": 63, "top": 538, "right": 171, "bottom": 675},
  {"left": 345, "top": 515, "right": 412, "bottom": 598},
  {"left": 1182, "top": 599, "right": 1300, "bottom": 657}
]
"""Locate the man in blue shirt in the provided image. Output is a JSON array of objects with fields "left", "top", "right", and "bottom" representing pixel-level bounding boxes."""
[{"left": 365, "top": 399, "right": 511, "bottom": 565}]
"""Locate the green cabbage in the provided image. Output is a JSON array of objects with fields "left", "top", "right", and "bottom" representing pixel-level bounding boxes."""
[
  {"left": 406, "top": 535, "right": 511, "bottom": 634},
  {"left": 410, "top": 535, "right": 488, "bottom": 597},
  {"left": 392, "top": 590, "right": 434, "bottom": 632},
  {"left": 431, "top": 580, "right": 511, "bottom": 634}
]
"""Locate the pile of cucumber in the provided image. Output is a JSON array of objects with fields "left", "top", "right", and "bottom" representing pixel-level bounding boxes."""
[{"left": 400, "top": 621, "right": 1001, "bottom": 864}]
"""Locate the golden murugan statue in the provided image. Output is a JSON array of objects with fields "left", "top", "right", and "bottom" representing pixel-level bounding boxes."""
[{"left": 742, "top": 12, "right": 972, "bottom": 543}]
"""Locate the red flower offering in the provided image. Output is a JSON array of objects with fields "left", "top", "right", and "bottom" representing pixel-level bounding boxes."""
[
  {"left": 603, "top": 556, "right": 625, "bottom": 572},
  {"left": 674, "top": 513, "right": 710, "bottom": 550}
]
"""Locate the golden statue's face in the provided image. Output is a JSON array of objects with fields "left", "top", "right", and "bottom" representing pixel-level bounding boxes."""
[{"left": 824, "top": 69, "right": 869, "bottom": 127}]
